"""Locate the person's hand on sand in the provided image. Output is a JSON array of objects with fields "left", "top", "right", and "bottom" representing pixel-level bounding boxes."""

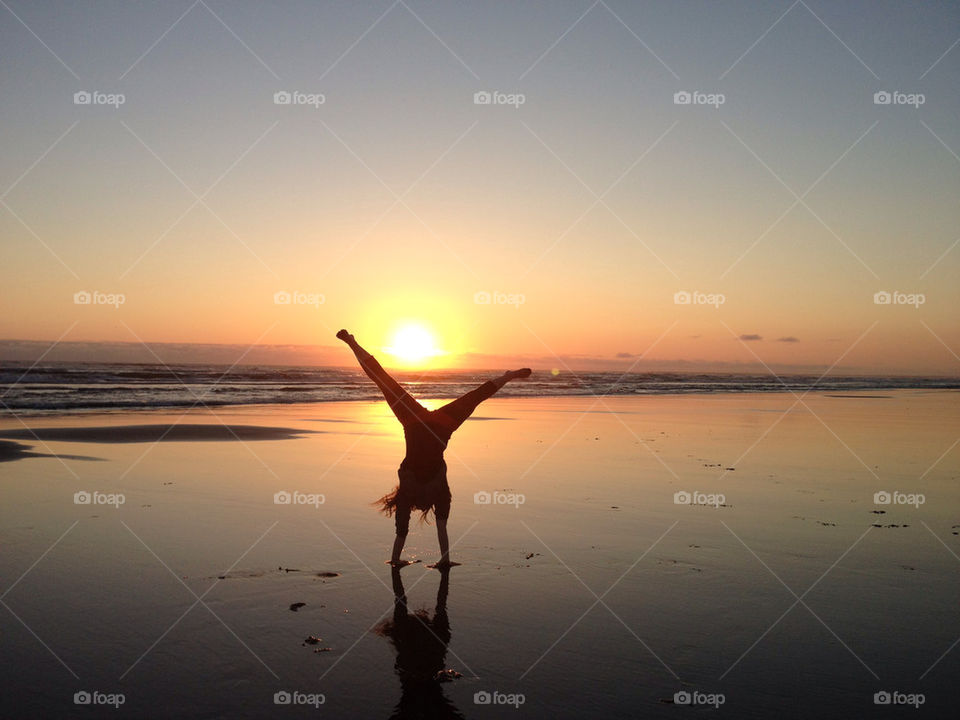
[
  {"left": 387, "top": 558, "right": 420, "bottom": 568},
  {"left": 427, "top": 560, "right": 461, "bottom": 569}
]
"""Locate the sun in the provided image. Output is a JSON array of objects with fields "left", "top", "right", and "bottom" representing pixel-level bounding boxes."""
[{"left": 385, "top": 323, "right": 442, "bottom": 365}]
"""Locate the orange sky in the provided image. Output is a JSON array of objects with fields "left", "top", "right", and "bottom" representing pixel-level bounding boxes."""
[{"left": 1, "top": 1, "right": 958, "bottom": 375}]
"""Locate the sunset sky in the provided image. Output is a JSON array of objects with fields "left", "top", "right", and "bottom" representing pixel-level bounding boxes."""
[{"left": 2, "top": 1, "right": 958, "bottom": 374}]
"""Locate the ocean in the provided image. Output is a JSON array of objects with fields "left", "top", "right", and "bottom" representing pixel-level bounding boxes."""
[{"left": 1, "top": 362, "right": 957, "bottom": 414}]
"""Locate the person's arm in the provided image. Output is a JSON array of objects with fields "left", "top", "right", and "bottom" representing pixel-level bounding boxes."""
[
  {"left": 429, "top": 515, "right": 463, "bottom": 569},
  {"left": 390, "top": 501, "right": 411, "bottom": 566},
  {"left": 390, "top": 533, "right": 408, "bottom": 566},
  {"left": 437, "top": 517, "right": 450, "bottom": 565}
]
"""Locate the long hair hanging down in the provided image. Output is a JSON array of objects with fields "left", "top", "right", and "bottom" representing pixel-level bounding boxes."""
[
  {"left": 374, "top": 484, "right": 444, "bottom": 524},
  {"left": 374, "top": 485, "right": 403, "bottom": 516}
]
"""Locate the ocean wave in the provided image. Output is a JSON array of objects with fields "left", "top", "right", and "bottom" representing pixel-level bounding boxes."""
[{"left": 1, "top": 362, "right": 957, "bottom": 414}]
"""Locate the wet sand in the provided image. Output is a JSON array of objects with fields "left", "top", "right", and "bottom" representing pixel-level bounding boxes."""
[
  {"left": 0, "top": 423, "right": 315, "bottom": 444},
  {"left": 0, "top": 391, "right": 958, "bottom": 718}
]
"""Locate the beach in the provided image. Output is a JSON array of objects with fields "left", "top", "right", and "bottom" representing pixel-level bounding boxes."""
[{"left": 1, "top": 390, "right": 958, "bottom": 718}]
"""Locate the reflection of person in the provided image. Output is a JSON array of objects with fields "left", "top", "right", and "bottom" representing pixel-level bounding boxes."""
[
  {"left": 337, "top": 329, "right": 530, "bottom": 567},
  {"left": 375, "top": 567, "right": 463, "bottom": 719}
]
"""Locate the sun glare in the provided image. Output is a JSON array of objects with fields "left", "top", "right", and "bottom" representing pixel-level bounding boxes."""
[{"left": 385, "top": 323, "right": 442, "bottom": 365}]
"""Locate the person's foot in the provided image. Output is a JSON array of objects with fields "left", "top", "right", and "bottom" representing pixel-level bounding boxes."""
[{"left": 336, "top": 329, "right": 354, "bottom": 344}]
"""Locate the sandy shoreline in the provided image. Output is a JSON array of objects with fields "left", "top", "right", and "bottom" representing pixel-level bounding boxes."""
[
  {"left": 1, "top": 390, "right": 958, "bottom": 718},
  {"left": 0, "top": 423, "right": 315, "bottom": 446}
]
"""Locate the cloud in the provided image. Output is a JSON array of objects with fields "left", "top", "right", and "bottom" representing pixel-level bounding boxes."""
[
  {"left": 738, "top": 334, "right": 763, "bottom": 341},
  {"left": 615, "top": 352, "right": 637, "bottom": 358},
  {"left": 777, "top": 336, "right": 799, "bottom": 342}
]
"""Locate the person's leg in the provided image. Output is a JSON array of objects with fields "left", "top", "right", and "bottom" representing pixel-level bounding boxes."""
[
  {"left": 337, "top": 330, "right": 424, "bottom": 424},
  {"left": 436, "top": 369, "right": 532, "bottom": 433}
]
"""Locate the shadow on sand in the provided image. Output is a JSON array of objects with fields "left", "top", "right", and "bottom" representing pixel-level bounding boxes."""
[
  {"left": 375, "top": 567, "right": 465, "bottom": 719},
  {"left": 0, "top": 439, "right": 103, "bottom": 463}
]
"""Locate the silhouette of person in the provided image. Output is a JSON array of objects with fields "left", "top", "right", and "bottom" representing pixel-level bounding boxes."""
[
  {"left": 375, "top": 567, "right": 464, "bottom": 719},
  {"left": 337, "top": 330, "right": 530, "bottom": 566}
]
